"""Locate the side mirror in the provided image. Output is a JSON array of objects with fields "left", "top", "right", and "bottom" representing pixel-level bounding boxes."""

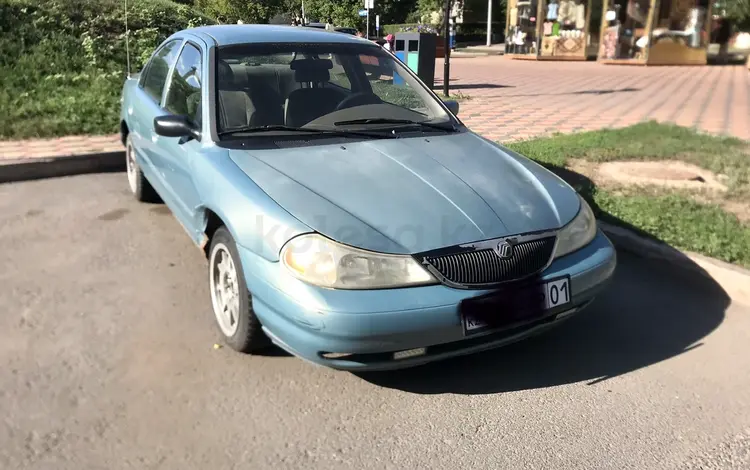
[
  {"left": 154, "top": 115, "right": 200, "bottom": 140},
  {"left": 443, "top": 99, "right": 460, "bottom": 116}
]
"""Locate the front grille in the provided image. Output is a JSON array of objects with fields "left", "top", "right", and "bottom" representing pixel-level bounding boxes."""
[{"left": 421, "top": 237, "right": 556, "bottom": 287}]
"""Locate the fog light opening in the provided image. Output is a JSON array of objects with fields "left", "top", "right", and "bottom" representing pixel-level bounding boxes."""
[
  {"left": 320, "top": 352, "right": 355, "bottom": 360},
  {"left": 393, "top": 347, "right": 427, "bottom": 360}
]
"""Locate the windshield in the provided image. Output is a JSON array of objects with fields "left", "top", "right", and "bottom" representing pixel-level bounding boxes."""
[{"left": 214, "top": 42, "right": 452, "bottom": 137}]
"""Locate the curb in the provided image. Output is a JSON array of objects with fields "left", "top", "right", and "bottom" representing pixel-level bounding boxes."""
[
  {"left": 451, "top": 51, "right": 490, "bottom": 58},
  {"left": 0, "top": 151, "right": 125, "bottom": 184},
  {"left": 454, "top": 49, "right": 504, "bottom": 57},
  {"left": 599, "top": 220, "right": 750, "bottom": 306}
]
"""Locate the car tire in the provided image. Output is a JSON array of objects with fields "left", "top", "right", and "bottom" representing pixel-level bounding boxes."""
[
  {"left": 208, "top": 226, "right": 269, "bottom": 353},
  {"left": 125, "top": 135, "right": 160, "bottom": 203}
]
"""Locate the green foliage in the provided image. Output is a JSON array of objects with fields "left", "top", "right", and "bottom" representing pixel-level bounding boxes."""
[
  {"left": 593, "top": 190, "right": 750, "bottom": 268},
  {"left": 375, "top": 0, "right": 418, "bottom": 24},
  {"left": 301, "top": 0, "right": 420, "bottom": 30},
  {"left": 716, "top": 0, "right": 750, "bottom": 29},
  {"left": 303, "top": 0, "right": 363, "bottom": 28},
  {"left": 195, "top": 0, "right": 418, "bottom": 26},
  {"left": 416, "top": 0, "right": 463, "bottom": 28},
  {"left": 418, "top": 0, "right": 444, "bottom": 20},
  {"left": 0, "top": 0, "right": 214, "bottom": 138},
  {"left": 194, "top": 0, "right": 274, "bottom": 24},
  {"left": 382, "top": 23, "right": 419, "bottom": 35}
]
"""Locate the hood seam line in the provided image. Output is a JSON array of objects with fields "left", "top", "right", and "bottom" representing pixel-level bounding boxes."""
[
  {"left": 239, "top": 151, "right": 405, "bottom": 251},
  {"left": 395, "top": 138, "right": 510, "bottom": 233}
]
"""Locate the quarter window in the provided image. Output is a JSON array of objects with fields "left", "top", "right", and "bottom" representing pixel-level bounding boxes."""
[
  {"left": 165, "top": 44, "right": 203, "bottom": 123},
  {"left": 141, "top": 40, "right": 181, "bottom": 103}
]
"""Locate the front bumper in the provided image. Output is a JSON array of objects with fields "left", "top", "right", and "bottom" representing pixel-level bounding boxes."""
[{"left": 238, "top": 229, "right": 617, "bottom": 371}]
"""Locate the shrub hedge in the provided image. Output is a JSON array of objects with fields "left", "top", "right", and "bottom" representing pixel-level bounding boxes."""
[{"left": 0, "top": 0, "right": 214, "bottom": 139}]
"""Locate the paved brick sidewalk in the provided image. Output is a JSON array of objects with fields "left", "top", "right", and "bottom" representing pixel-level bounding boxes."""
[
  {"left": 0, "top": 134, "right": 121, "bottom": 162},
  {"left": 0, "top": 58, "right": 747, "bottom": 164},
  {"left": 438, "top": 58, "right": 750, "bottom": 142}
]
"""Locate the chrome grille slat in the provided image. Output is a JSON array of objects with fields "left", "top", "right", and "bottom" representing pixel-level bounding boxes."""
[{"left": 422, "top": 236, "right": 556, "bottom": 287}]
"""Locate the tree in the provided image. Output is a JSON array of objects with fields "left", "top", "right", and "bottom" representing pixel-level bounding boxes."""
[
  {"left": 194, "top": 0, "right": 282, "bottom": 24},
  {"left": 717, "top": 0, "right": 750, "bottom": 29},
  {"left": 417, "top": 0, "right": 463, "bottom": 29},
  {"left": 375, "top": 0, "right": 419, "bottom": 24},
  {"left": 302, "top": 0, "right": 362, "bottom": 27}
]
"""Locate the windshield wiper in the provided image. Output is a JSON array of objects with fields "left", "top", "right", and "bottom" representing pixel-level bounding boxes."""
[
  {"left": 218, "top": 125, "right": 393, "bottom": 139},
  {"left": 333, "top": 118, "right": 456, "bottom": 132}
]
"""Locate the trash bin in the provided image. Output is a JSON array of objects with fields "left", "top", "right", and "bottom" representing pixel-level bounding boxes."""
[{"left": 393, "top": 32, "right": 437, "bottom": 89}]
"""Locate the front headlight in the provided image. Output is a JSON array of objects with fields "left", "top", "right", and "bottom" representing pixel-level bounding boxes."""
[
  {"left": 553, "top": 195, "right": 597, "bottom": 259},
  {"left": 280, "top": 233, "right": 437, "bottom": 289}
]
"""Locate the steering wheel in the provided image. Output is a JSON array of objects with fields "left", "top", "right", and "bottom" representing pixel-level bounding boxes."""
[{"left": 335, "top": 92, "right": 382, "bottom": 111}]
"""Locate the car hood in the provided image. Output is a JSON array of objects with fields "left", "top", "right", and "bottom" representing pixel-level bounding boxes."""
[{"left": 228, "top": 132, "right": 579, "bottom": 254}]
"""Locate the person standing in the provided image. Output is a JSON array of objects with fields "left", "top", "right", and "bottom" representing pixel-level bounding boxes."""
[
  {"left": 716, "top": 18, "right": 732, "bottom": 65},
  {"left": 325, "top": 17, "right": 334, "bottom": 31},
  {"left": 383, "top": 34, "right": 394, "bottom": 51}
]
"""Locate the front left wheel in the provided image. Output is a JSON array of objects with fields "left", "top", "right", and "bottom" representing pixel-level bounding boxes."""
[{"left": 208, "top": 226, "right": 269, "bottom": 353}]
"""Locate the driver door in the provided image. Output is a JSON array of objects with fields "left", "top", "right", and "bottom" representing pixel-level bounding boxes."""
[
  {"left": 131, "top": 39, "right": 182, "bottom": 186},
  {"left": 156, "top": 41, "right": 205, "bottom": 231}
]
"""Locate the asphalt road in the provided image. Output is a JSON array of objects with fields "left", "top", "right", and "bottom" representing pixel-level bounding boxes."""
[{"left": 1, "top": 173, "right": 750, "bottom": 470}]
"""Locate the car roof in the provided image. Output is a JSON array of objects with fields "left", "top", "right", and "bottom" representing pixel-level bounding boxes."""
[{"left": 185, "top": 24, "right": 371, "bottom": 46}]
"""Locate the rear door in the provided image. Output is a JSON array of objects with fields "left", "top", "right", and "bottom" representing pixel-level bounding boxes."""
[{"left": 130, "top": 39, "right": 183, "bottom": 189}]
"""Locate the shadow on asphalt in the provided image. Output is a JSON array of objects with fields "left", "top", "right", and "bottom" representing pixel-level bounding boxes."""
[{"left": 358, "top": 166, "right": 729, "bottom": 394}]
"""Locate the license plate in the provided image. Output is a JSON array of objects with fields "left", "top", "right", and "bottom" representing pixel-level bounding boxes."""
[{"left": 461, "top": 276, "right": 571, "bottom": 336}]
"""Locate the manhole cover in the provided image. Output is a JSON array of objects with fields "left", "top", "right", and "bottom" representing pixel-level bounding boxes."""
[{"left": 596, "top": 161, "right": 727, "bottom": 191}]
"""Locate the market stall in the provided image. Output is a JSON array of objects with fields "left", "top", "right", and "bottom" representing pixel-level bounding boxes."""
[
  {"left": 598, "top": 0, "right": 712, "bottom": 64},
  {"left": 505, "top": 0, "right": 594, "bottom": 60}
]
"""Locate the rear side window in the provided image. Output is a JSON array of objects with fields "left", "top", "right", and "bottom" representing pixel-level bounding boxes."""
[
  {"left": 141, "top": 40, "right": 181, "bottom": 103},
  {"left": 165, "top": 43, "right": 202, "bottom": 123}
]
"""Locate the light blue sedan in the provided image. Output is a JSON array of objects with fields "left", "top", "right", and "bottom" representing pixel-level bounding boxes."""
[{"left": 120, "top": 25, "right": 616, "bottom": 371}]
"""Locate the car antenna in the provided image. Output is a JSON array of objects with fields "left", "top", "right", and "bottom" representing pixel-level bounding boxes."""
[{"left": 124, "top": 0, "right": 131, "bottom": 78}]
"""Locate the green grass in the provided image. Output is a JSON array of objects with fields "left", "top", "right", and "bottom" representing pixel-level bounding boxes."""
[
  {"left": 508, "top": 121, "right": 750, "bottom": 194},
  {"left": 439, "top": 90, "right": 472, "bottom": 101},
  {"left": 506, "top": 122, "right": 750, "bottom": 268},
  {"left": 594, "top": 190, "right": 750, "bottom": 267}
]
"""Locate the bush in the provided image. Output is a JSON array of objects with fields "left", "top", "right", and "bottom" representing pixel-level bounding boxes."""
[
  {"left": 0, "top": 0, "right": 214, "bottom": 139},
  {"left": 382, "top": 23, "right": 420, "bottom": 35},
  {"left": 381, "top": 22, "right": 507, "bottom": 43}
]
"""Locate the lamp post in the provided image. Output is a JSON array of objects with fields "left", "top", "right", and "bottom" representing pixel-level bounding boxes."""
[
  {"left": 443, "top": 0, "right": 451, "bottom": 97},
  {"left": 486, "top": 0, "right": 492, "bottom": 47}
]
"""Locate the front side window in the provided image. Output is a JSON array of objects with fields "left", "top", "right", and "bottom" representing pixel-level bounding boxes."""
[
  {"left": 165, "top": 43, "right": 202, "bottom": 124},
  {"left": 142, "top": 40, "right": 181, "bottom": 102},
  {"left": 214, "top": 43, "right": 452, "bottom": 137}
]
